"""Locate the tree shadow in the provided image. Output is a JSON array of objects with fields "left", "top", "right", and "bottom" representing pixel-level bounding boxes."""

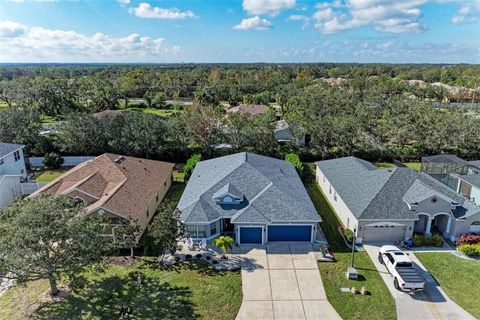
[
  {"left": 34, "top": 270, "right": 197, "bottom": 320},
  {"left": 139, "top": 258, "right": 229, "bottom": 277}
]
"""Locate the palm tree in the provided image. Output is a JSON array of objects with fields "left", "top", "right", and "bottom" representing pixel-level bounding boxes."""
[{"left": 213, "top": 236, "right": 234, "bottom": 259}]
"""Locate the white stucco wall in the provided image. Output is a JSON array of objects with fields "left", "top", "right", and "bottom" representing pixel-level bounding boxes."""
[
  {"left": 470, "top": 186, "right": 480, "bottom": 206},
  {"left": 316, "top": 166, "right": 358, "bottom": 231},
  {"left": 0, "top": 148, "right": 26, "bottom": 179}
]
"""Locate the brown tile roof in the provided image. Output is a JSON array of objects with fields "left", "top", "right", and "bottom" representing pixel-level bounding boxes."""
[
  {"left": 30, "top": 153, "right": 174, "bottom": 232},
  {"left": 226, "top": 104, "right": 269, "bottom": 116}
]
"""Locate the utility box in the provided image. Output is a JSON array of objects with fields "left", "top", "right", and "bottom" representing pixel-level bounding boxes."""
[{"left": 346, "top": 267, "right": 359, "bottom": 280}]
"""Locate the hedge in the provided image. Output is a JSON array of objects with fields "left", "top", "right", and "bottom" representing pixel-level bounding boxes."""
[
  {"left": 458, "top": 244, "right": 480, "bottom": 256},
  {"left": 411, "top": 234, "right": 444, "bottom": 247}
]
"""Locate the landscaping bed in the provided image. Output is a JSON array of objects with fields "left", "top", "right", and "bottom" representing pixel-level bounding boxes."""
[
  {"left": 0, "top": 260, "right": 242, "bottom": 320},
  {"left": 306, "top": 183, "right": 396, "bottom": 320},
  {"left": 416, "top": 252, "right": 480, "bottom": 319}
]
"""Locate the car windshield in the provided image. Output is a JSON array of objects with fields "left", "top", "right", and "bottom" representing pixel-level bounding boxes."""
[{"left": 396, "top": 262, "right": 413, "bottom": 268}]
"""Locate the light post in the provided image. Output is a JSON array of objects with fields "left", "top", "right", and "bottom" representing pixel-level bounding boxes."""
[{"left": 346, "top": 226, "right": 359, "bottom": 280}]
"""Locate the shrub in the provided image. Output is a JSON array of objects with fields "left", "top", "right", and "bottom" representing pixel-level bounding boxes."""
[
  {"left": 42, "top": 152, "right": 64, "bottom": 169},
  {"left": 412, "top": 234, "right": 423, "bottom": 247},
  {"left": 183, "top": 154, "right": 202, "bottom": 179},
  {"left": 458, "top": 244, "right": 480, "bottom": 256},
  {"left": 456, "top": 233, "right": 480, "bottom": 246},
  {"left": 285, "top": 153, "right": 304, "bottom": 178},
  {"left": 343, "top": 228, "right": 354, "bottom": 243},
  {"left": 185, "top": 254, "right": 192, "bottom": 260},
  {"left": 431, "top": 234, "right": 444, "bottom": 247},
  {"left": 411, "top": 234, "right": 444, "bottom": 247}
]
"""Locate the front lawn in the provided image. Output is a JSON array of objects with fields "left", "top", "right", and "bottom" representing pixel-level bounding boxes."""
[
  {"left": 416, "top": 252, "right": 480, "bottom": 319},
  {"left": 306, "top": 183, "right": 396, "bottom": 320},
  {"left": 33, "top": 169, "right": 69, "bottom": 183},
  {"left": 0, "top": 260, "right": 242, "bottom": 320}
]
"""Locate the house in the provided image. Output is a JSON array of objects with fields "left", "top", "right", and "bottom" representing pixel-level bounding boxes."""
[
  {"left": 177, "top": 152, "right": 321, "bottom": 245},
  {"left": 226, "top": 104, "right": 269, "bottom": 117},
  {"left": 29, "top": 153, "right": 174, "bottom": 237},
  {"left": 316, "top": 157, "right": 480, "bottom": 243},
  {"left": 0, "top": 142, "right": 27, "bottom": 208},
  {"left": 274, "top": 120, "right": 306, "bottom": 146}
]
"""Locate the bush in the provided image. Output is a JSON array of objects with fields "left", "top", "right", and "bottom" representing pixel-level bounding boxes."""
[
  {"left": 411, "top": 234, "right": 444, "bottom": 247},
  {"left": 456, "top": 233, "right": 480, "bottom": 246},
  {"left": 343, "top": 228, "right": 354, "bottom": 243},
  {"left": 183, "top": 154, "right": 202, "bottom": 179},
  {"left": 285, "top": 153, "right": 304, "bottom": 178},
  {"left": 458, "top": 244, "right": 480, "bottom": 256},
  {"left": 42, "top": 152, "right": 64, "bottom": 169}
]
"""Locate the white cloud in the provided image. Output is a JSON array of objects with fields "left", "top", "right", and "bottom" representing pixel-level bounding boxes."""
[
  {"left": 313, "top": 0, "right": 430, "bottom": 34},
  {"left": 286, "top": 14, "right": 310, "bottom": 28},
  {"left": 117, "top": 0, "right": 131, "bottom": 5},
  {"left": 451, "top": 0, "right": 480, "bottom": 24},
  {"left": 0, "top": 20, "right": 27, "bottom": 38},
  {"left": 242, "top": 0, "right": 295, "bottom": 16},
  {"left": 129, "top": 2, "right": 195, "bottom": 20},
  {"left": 233, "top": 16, "right": 273, "bottom": 30},
  {"left": 0, "top": 21, "right": 182, "bottom": 62}
]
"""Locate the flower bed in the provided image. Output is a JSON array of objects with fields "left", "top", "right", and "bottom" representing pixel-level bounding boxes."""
[
  {"left": 456, "top": 233, "right": 480, "bottom": 246},
  {"left": 411, "top": 234, "right": 444, "bottom": 247},
  {"left": 458, "top": 244, "right": 480, "bottom": 256}
]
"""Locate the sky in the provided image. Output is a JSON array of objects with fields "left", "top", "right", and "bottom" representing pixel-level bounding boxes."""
[{"left": 0, "top": 0, "right": 479, "bottom": 64}]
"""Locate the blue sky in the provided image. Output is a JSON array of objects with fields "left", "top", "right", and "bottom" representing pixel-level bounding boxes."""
[{"left": 0, "top": 0, "right": 479, "bottom": 63}]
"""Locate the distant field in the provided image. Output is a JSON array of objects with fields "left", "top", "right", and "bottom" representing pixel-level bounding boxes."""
[
  {"left": 126, "top": 107, "right": 182, "bottom": 117},
  {"left": 375, "top": 162, "right": 421, "bottom": 171}
]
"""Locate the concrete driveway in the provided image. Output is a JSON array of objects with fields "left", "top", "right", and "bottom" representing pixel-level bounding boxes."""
[
  {"left": 364, "top": 244, "right": 475, "bottom": 320},
  {"left": 236, "top": 243, "right": 340, "bottom": 320}
]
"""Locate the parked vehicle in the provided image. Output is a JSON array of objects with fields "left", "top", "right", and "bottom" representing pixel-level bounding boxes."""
[{"left": 378, "top": 245, "right": 425, "bottom": 292}]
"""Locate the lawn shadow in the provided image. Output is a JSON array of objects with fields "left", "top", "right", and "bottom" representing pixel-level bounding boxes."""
[
  {"left": 34, "top": 270, "right": 197, "bottom": 320},
  {"left": 140, "top": 258, "right": 229, "bottom": 277}
]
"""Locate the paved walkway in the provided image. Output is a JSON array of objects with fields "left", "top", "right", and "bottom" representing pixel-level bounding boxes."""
[
  {"left": 236, "top": 243, "right": 340, "bottom": 320},
  {"left": 364, "top": 244, "right": 475, "bottom": 320}
]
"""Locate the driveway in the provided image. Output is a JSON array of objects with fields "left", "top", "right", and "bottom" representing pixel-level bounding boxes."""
[
  {"left": 364, "top": 244, "right": 475, "bottom": 320},
  {"left": 236, "top": 243, "right": 340, "bottom": 320}
]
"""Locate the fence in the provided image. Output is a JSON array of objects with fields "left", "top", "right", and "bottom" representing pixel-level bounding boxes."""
[
  {"left": 27, "top": 156, "right": 94, "bottom": 168},
  {"left": 21, "top": 182, "right": 46, "bottom": 194}
]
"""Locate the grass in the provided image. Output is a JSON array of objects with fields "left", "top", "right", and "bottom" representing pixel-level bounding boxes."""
[
  {"left": 33, "top": 169, "right": 69, "bottom": 183},
  {"left": 404, "top": 162, "right": 421, "bottom": 171},
  {"left": 416, "top": 252, "right": 480, "bottom": 319},
  {"left": 374, "top": 162, "right": 396, "bottom": 169},
  {"left": 0, "top": 260, "right": 242, "bottom": 320},
  {"left": 123, "top": 107, "right": 182, "bottom": 117},
  {"left": 306, "top": 182, "right": 396, "bottom": 320},
  {"left": 41, "top": 115, "right": 58, "bottom": 125}
]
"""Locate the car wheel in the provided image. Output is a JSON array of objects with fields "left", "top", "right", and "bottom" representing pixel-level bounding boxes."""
[
  {"left": 378, "top": 253, "right": 384, "bottom": 264},
  {"left": 394, "top": 278, "right": 400, "bottom": 291}
]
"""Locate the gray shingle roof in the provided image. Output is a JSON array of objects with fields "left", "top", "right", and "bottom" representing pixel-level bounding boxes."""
[
  {"left": 212, "top": 182, "right": 243, "bottom": 200},
  {"left": 316, "top": 157, "right": 480, "bottom": 220},
  {"left": 469, "top": 160, "right": 480, "bottom": 169},
  {"left": 0, "top": 142, "right": 23, "bottom": 159},
  {"left": 459, "top": 174, "right": 480, "bottom": 188},
  {"left": 178, "top": 152, "right": 320, "bottom": 224}
]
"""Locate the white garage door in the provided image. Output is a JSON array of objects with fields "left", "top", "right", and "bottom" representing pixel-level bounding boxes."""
[{"left": 363, "top": 225, "right": 406, "bottom": 243}]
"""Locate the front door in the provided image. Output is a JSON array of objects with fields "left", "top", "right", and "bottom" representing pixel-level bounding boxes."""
[{"left": 222, "top": 218, "right": 234, "bottom": 232}]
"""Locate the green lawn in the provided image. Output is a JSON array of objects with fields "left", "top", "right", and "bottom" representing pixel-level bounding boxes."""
[
  {"left": 125, "top": 107, "right": 182, "bottom": 117},
  {"left": 0, "top": 101, "right": 9, "bottom": 109},
  {"left": 41, "top": 115, "right": 58, "bottom": 125},
  {"left": 404, "top": 162, "right": 421, "bottom": 171},
  {"left": 306, "top": 183, "right": 396, "bottom": 320},
  {"left": 374, "top": 162, "right": 396, "bottom": 169},
  {"left": 33, "top": 169, "right": 69, "bottom": 183},
  {"left": 416, "top": 252, "right": 480, "bottom": 319},
  {"left": 0, "top": 260, "right": 242, "bottom": 320}
]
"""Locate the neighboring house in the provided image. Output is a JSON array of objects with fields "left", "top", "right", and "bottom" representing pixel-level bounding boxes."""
[
  {"left": 226, "top": 104, "right": 269, "bottom": 117},
  {"left": 0, "top": 142, "right": 27, "bottom": 208},
  {"left": 316, "top": 157, "right": 480, "bottom": 243},
  {"left": 177, "top": 152, "right": 321, "bottom": 245},
  {"left": 274, "top": 120, "right": 306, "bottom": 146},
  {"left": 421, "top": 154, "right": 480, "bottom": 206},
  {"left": 29, "top": 153, "right": 174, "bottom": 237}
]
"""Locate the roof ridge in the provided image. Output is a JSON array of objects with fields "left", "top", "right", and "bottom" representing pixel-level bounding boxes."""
[{"left": 232, "top": 182, "right": 273, "bottom": 222}]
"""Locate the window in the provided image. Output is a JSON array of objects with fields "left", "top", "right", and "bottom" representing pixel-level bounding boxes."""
[
  {"left": 334, "top": 192, "right": 337, "bottom": 202},
  {"left": 385, "top": 253, "right": 395, "bottom": 264},
  {"left": 145, "top": 205, "right": 149, "bottom": 217},
  {"left": 164, "top": 180, "right": 167, "bottom": 187},
  {"left": 210, "top": 221, "right": 217, "bottom": 235},
  {"left": 186, "top": 224, "right": 207, "bottom": 238},
  {"left": 13, "top": 150, "right": 20, "bottom": 162}
]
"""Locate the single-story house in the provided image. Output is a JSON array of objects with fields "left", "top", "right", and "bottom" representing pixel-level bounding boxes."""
[
  {"left": 29, "top": 153, "right": 174, "bottom": 237},
  {"left": 177, "top": 152, "right": 321, "bottom": 245},
  {"left": 316, "top": 157, "right": 480, "bottom": 243},
  {"left": 0, "top": 142, "right": 27, "bottom": 208}
]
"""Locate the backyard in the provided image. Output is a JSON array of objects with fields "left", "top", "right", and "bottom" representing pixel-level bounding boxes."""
[
  {"left": 416, "top": 252, "right": 480, "bottom": 319},
  {"left": 306, "top": 182, "right": 396, "bottom": 320},
  {"left": 32, "top": 169, "right": 69, "bottom": 183},
  {"left": 0, "top": 260, "right": 242, "bottom": 320}
]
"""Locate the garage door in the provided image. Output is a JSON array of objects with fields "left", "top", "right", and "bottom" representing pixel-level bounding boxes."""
[
  {"left": 239, "top": 227, "right": 263, "bottom": 244},
  {"left": 267, "top": 225, "right": 312, "bottom": 242},
  {"left": 362, "top": 225, "right": 406, "bottom": 243}
]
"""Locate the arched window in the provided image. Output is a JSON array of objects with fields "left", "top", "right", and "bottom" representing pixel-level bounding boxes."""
[{"left": 470, "top": 221, "right": 480, "bottom": 233}]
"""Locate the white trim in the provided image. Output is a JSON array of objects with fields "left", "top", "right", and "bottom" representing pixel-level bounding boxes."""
[
  {"left": 70, "top": 188, "right": 100, "bottom": 200},
  {"left": 88, "top": 206, "right": 129, "bottom": 220},
  {"left": 0, "top": 146, "right": 24, "bottom": 161},
  {"left": 364, "top": 222, "right": 408, "bottom": 227}
]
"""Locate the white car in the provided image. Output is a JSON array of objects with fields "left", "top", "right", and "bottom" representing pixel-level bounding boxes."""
[{"left": 378, "top": 245, "right": 424, "bottom": 292}]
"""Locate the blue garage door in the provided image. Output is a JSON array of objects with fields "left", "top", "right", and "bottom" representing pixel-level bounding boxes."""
[
  {"left": 239, "top": 227, "right": 263, "bottom": 244},
  {"left": 268, "top": 225, "right": 312, "bottom": 242}
]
